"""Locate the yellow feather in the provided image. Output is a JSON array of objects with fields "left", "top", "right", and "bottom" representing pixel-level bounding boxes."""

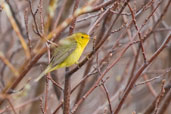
[{"left": 35, "top": 32, "right": 90, "bottom": 81}]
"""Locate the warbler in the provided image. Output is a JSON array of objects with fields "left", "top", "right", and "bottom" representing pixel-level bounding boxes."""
[{"left": 35, "top": 32, "right": 90, "bottom": 81}]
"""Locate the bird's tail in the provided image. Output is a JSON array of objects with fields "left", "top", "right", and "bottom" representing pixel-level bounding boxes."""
[{"left": 34, "top": 66, "right": 51, "bottom": 82}]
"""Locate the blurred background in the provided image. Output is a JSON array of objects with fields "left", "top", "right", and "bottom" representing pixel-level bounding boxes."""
[{"left": 0, "top": 0, "right": 170, "bottom": 114}]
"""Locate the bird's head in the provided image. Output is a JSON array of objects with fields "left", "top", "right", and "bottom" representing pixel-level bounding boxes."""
[{"left": 74, "top": 32, "right": 90, "bottom": 47}]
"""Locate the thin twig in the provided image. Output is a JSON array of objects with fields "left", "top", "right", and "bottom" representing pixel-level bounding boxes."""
[
  {"left": 153, "top": 80, "right": 166, "bottom": 114},
  {"left": 101, "top": 81, "right": 113, "bottom": 114},
  {"left": 135, "top": 68, "right": 171, "bottom": 86},
  {"left": 6, "top": 97, "right": 17, "bottom": 114},
  {"left": 144, "top": 82, "right": 171, "bottom": 114},
  {"left": 53, "top": 0, "right": 68, "bottom": 29},
  {"left": 28, "top": 0, "right": 42, "bottom": 37},
  {"left": 114, "top": 34, "right": 170, "bottom": 114},
  {"left": 128, "top": 3, "right": 147, "bottom": 62},
  {"left": 143, "top": 74, "right": 157, "bottom": 97},
  {"left": 157, "top": 88, "right": 171, "bottom": 114}
]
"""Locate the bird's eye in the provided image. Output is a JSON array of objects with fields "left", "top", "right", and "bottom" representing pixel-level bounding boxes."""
[{"left": 81, "top": 36, "right": 84, "bottom": 39}]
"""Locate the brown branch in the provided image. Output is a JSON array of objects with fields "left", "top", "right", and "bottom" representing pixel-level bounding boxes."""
[
  {"left": 144, "top": 0, "right": 170, "bottom": 40},
  {"left": 0, "top": 95, "right": 41, "bottom": 113},
  {"left": 6, "top": 0, "right": 25, "bottom": 38},
  {"left": 113, "top": 34, "right": 171, "bottom": 114},
  {"left": 0, "top": 1, "right": 100, "bottom": 104},
  {"left": 101, "top": 81, "right": 113, "bottom": 114},
  {"left": 40, "top": 97, "right": 45, "bottom": 114},
  {"left": 68, "top": 0, "right": 130, "bottom": 77},
  {"left": 153, "top": 80, "right": 166, "bottom": 114},
  {"left": 1, "top": 1, "right": 170, "bottom": 113},
  {"left": 143, "top": 74, "right": 157, "bottom": 97},
  {"left": 2, "top": 1, "right": 31, "bottom": 59},
  {"left": 135, "top": 68, "right": 171, "bottom": 86},
  {"left": 157, "top": 88, "right": 171, "bottom": 114},
  {"left": 128, "top": 3, "right": 147, "bottom": 62},
  {"left": 69, "top": 0, "right": 80, "bottom": 34},
  {"left": 114, "top": 1, "right": 171, "bottom": 112},
  {"left": 0, "top": 52, "right": 19, "bottom": 77},
  {"left": 44, "top": 78, "right": 49, "bottom": 114},
  {"left": 53, "top": 0, "right": 68, "bottom": 29},
  {"left": 24, "top": 8, "right": 32, "bottom": 51},
  {"left": 63, "top": 1, "right": 80, "bottom": 114},
  {"left": 74, "top": 59, "right": 93, "bottom": 105},
  {"left": 6, "top": 97, "right": 17, "bottom": 114},
  {"left": 39, "top": 0, "right": 44, "bottom": 34},
  {"left": 144, "top": 82, "right": 171, "bottom": 114},
  {"left": 28, "top": 0, "right": 42, "bottom": 37},
  {"left": 125, "top": 46, "right": 140, "bottom": 91},
  {"left": 63, "top": 70, "right": 71, "bottom": 114},
  {"left": 71, "top": 40, "right": 138, "bottom": 113}
]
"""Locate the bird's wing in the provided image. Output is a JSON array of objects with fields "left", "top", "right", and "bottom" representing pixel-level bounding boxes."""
[{"left": 50, "top": 39, "right": 77, "bottom": 67}]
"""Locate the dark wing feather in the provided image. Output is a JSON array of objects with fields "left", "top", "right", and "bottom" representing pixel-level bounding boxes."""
[{"left": 50, "top": 39, "right": 77, "bottom": 67}]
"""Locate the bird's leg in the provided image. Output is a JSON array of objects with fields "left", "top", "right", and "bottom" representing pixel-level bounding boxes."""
[
  {"left": 86, "top": 55, "right": 91, "bottom": 60},
  {"left": 76, "top": 61, "right": 81, "bottom": 68}
]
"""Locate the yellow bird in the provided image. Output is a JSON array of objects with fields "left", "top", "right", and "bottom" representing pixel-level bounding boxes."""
[{"left": 35, "top": 32, "right": 90, "bottom": 81}]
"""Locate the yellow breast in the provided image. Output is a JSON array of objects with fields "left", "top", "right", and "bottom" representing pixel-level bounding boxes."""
[{"left": 57, "top": 43, "right": 83, "bottom": 68}]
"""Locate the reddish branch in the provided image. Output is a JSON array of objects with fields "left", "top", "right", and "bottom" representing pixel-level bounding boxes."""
[
  {"left": 114, "top": 34, "right": 171, "bottom": 114},
  {"left": 0, "top": 0, "right": 170, "bottom": 113},
  {"left": 0, "top": 1, "right": 115, "bottom": 106}
]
